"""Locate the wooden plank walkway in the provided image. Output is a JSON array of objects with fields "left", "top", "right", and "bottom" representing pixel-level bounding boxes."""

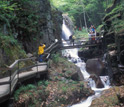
[
  {"left": 0, "top": 62, "right": 47, "bottom": 103},
  {"left": 61, "top": 44, "right": 101, "bottom": 49},
  {"left": 61, "top": 37, "right": 102, "bottom": 49}
]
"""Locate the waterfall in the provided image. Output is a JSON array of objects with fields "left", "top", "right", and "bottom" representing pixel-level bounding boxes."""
[
  {"left": 62, "top": 20, "right": 72, "bottom": 40},
  {"left": 62, "top": 20, "right": 110, "bottom": 107}
]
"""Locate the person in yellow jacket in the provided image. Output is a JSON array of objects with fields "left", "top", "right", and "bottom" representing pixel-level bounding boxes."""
[{"left": 38, "top": 43, "right": 46, "bottom": 62}]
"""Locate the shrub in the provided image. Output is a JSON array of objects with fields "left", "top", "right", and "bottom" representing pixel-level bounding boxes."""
[
  {"left": 14, "top": 84, "right": 36, "bottom": 101},
  {"left": 51, "top": 53, "right": 60, "bottom": 63}
]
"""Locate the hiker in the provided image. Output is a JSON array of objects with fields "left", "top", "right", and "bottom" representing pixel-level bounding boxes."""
[
  {"left": 38, "top": 43, "right": 46, "bottom": 62},
  {"left": 69, "top": 35, "right": 75, "bottom": 45},
  {"left": 79, "top": 27, "right": 81, "bottom": 31},
  {"left": 69, "top": 35, "right": 73, "bottom": 43},
  {"left": 88, "top": 31, "right": 92, "bottom": 39},
  {"left": 90, "top": 25, "right": 96, "bottom": 33}
]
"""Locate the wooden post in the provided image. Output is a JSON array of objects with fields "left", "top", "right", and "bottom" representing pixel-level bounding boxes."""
[
  {"left": 9, "top": 69, "right": 11, "bottom": 95},
  {"left": 18, "top": 61, "right": 19, "bottom": 81}
]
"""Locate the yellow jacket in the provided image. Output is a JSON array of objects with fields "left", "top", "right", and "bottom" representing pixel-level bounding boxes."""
[
  {"left": 72, "top": 35, "right": 76, "bottom": 39},
  {"left": 38, "top": 44, "right": 46, "bottom": 55}
]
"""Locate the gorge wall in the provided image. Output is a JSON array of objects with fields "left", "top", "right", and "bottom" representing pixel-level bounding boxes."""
[
  {"left": 0, "top": 0, "right": 63, "bottom": 66},
  {"left": 102, "top": 0, "right": 124, "bottom": 85}
]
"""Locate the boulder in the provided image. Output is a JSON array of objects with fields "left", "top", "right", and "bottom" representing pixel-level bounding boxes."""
[
  {"left": 27, "top": 53, "right": 33, "bottom": 58},
  {"left": 86, "top": 58, "right": 105, "bottom": 88},
  {"left": 86, "top": 58, "right": 104, "bottom": 76},
  {"left": 90, "top": 75, "right": 104, "bottom": 88},
  {"left": 64, "top": 67, "right": 84, "bottom": 81}
]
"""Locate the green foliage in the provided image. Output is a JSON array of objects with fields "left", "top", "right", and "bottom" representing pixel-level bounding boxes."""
[
  {"left": 103, "top": 96, "right": 119, "bottom": 106},
  {"left": 0, "top": 33, "right": 26, "bottom": 66},
  {"left": 106, "top": 2, "right": 124, "bottom": 34},
  {"left": 0, "top": 0, "right": 43, "bottom": 43},
  {"left": 14, "top": 84, "right": 36, "bottom": 101},
  {"left": 0, "top": 0, "right": 18, "bottom": 27},
  {"left": 70, "top": 80, "right": 78, "bottom": 84},
  {"left": 74, "top": 28, "right": 88, "bottom": 39},
  {"left": 0, "top": 1, "right": 18, "bottom": 11},
  {"left": 80, "top": 81, "right": 84, "bottom": 87},
  {"left": 50, "top": 0, "right": 106, "bottom": 27},
  {"left": 106, "top": 4, "right": 124, "bottom": 17},
  {"left": 51, "top": 53, "right": 60, "bottom": 63},
  {"left": 62, "top": 86, "right": 68, "bottom": 94},
  {"left": 66, "top": 70, "right": 72, "bottom": 75},
  {"left": 38, "top": 80, "right": 49, "bottom": 87},
  {"left": 59, "top": 97, "right": 67, "bottom": 103},
  {"left": 0, "top": 33, "right": 17, "bottom": 48}
]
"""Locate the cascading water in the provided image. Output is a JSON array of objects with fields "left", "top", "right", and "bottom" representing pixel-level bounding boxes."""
[
  {"left": 62, "top": 20, "right": 72, "bottom": 40},
  {"left": 62, "top": 20, "right": 110, "bottom": 107}
]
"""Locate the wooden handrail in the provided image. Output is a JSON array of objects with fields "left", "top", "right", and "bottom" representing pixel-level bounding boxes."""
[
  {"left": 9, "top": 57, "right": 36, "bottom": 69},
  {"left": 63, "top": 36, "right": 103, "bottom": 42},
  {"left": 45, "top": 41, "right": 58, "bottom": 52}
]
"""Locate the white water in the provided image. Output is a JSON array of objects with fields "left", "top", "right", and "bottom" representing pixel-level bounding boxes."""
[
  {"left": 62, "top": 22, "right": 110, "bottom": 107},
  {"left": 62, "top": 20, "right": 72, "bottom": 40}
]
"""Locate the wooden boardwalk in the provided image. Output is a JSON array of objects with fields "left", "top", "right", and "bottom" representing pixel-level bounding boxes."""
[
  {"left": 0, "top": 62, "right": 47, "bottom": 103},
  {"left": 61, "top": 37, "right": 103, "bottom": 49},
  {"left": 61, "top": 44, "right": 101, "bottom": 49}
]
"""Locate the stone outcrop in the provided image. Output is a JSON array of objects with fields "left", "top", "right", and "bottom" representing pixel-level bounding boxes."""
[
  {"left": 103, "top": 0, "right": 124, "bottom": 52},
  {"left": 0, "top": 0, "right": 63, "bottom": 66},
  {"left": 86, "top": 58, "right": 105, "bottom": 76},
  {"left": 91, "top": 86, "right": 124, "bottom": 106},
  {"left": 90, "top": 75, "right": 104, "bottom": 88},
  {"left": 86, "top": 58, "right": 105, "bottom": 88},
  {"left": 78, "top": 47, "right": 103, "bottom": 62},
  {"left": 102, "top": 0, "right": 124, "bottom": 85},
  {"left": 18, "top": 0, "right": 63, "bottom": 53}
]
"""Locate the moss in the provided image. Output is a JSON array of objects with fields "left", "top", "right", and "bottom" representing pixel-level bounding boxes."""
[
  {"left": 111, "top": 19, "right": 124, "bottom": 34},
  {"left": 96, "top": 24, "right": 104, "bottom": 32},
  {"left": 91, "top": 86, "right": 124, "bottom": 107},
  {"left": 106, "top": 13, "right": 120, "bottom": 22},
  {"left": 105, "top": 4, "right": 124, "bottom": 18},
  {"left": 0, "top": 33, "right": 27, "bottom": 65}
]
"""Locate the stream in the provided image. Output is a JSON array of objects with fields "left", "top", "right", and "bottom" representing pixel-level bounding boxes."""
[{"left": 62, "top": 20, "right": 110, "bottom": 107}]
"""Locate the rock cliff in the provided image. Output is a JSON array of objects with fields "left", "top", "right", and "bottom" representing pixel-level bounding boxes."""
[{"left": 0, "top": 0, "right": 63, "bottom": 66}]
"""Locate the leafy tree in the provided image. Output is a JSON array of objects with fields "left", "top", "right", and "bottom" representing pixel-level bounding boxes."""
[{"left": 50, "top": 0, "right": 112, "bottom": 28}]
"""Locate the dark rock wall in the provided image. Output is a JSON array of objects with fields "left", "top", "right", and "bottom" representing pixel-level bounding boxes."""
[
  {"left": 103, "top": 0, "right": 124, "bottom": 85},
  {"left": 0, "top": 0, "right": 63, "bottom": 66},
  {"left": 20, "top": 0, "right": 62, "bottom": 52},
  {"left": 103, "top": 0, "right": 124, "bottom": 52}
]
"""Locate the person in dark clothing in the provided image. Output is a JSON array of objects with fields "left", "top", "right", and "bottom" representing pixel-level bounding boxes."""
[
  {"left": 69, "top": 35, "right": 75, "bottom": 45},
  {"left": 69, "top": 35, "right": 72, "bottom": 41}
]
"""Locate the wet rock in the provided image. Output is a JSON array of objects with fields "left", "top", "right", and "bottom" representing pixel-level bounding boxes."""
[
  {"left": 77, "top": 69, "right": 84, "bottom": 81},
  {"left": 64, "top": 67, "right": 84, "bottom": 81},
  {"left": 71, "top": 58, "right": 77, "bottom": 63},
  {"left": 60, "top": 77, "right": 66, "bottom": 81},
  {"left": 86, "top": 58, "right": 105, "bottom": 76},
  {"left": 86, "top": 58, "right": 105, "bottom": 88},
  {"left": 78, "top": 48, "right": 103, "bottom": 62},
  {"left": 90, "top": 75, "right": 104, "bottom": 88},
  {"left": 71, "top": 72, "right": 79, "bottom": 80},
  {"left": 26, "top": 53, "right": 33, "bottom": 58}
]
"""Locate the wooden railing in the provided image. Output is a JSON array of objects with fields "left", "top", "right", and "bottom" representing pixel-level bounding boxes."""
[{"left": 61, "top": 36, "right": 103, "bottom": 49}]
